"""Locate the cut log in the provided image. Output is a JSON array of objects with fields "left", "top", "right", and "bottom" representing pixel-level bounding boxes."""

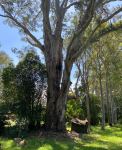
[{"left": 71, "top": 118, "right": 88, "bottom": 133}]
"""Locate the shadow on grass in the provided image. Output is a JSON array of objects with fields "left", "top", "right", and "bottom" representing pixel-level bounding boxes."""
[
  {"left": 1, "top": 136, "right": 121, "bottom": 150},
  {"left": 93, "top": 139, "right": 122, "bottom": 150},
  {"left": 0, "top": 125, "right": 122, "bottom": 150},
  {"left": 0, "top": 137, "right": 108, "bottom": 150},
  {"left": 91, "top": 125, "right": 122, "bottom": 138}
]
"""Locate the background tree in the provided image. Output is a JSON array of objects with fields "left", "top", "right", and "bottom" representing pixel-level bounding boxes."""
[
  {"left": 2, "top": 51, "right": 47, "bottom": 129},
  {"left": 2, "top": 63, "right": 16, "bottom": 112},
  {"left": 0, "top": 51, "right": 11, "bottom": 133},
  {"left": 74, "top": 31, "right": 122, "bottom": 129},
  {"left": 0, "top": 51, "right": 11, "bottom": 110},
  {"left": 0, "top": 50, "right": 11, "bottom": 91},
  {"left": 75, "top": 57, "right": 91, "bottom": 132},
  {"left": 87, "top": 32, "right": 122, "bottom": 128}
]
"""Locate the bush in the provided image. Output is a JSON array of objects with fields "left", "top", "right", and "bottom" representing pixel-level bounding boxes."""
[
  {"left": 0, "top": 104, "right": 9, "bottom": 134},
  {"left": 2, "top": 52, "right": 47, "bottom": 130},
  {"left": 66, "top": 99, "right": 84, "bottom": 123},
  {"left": 82, "top": 94, "right": 101, "bottom": 125},
  {"left": 3, "top": 126, "right": 28, "bottom": 138},
  {"left": 66, "top": 94, "right": 101, "bottom": 126},
  {"left": 0, "top": 113, "right": 6, "bottom": 133}
]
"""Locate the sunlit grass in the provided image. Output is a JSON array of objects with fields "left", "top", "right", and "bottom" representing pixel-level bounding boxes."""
[
  {"left": 0, "top": 125, "right": 122, "bottom": 150},
  {"left": 82, "top": 125, "right": 122, "bottom": 150},
  {"left": 0, "top": 138, "right": 20, "bottom": 150}
]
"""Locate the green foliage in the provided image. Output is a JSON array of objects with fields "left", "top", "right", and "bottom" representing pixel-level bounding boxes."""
[
  {"left": 89, "top": 94, "right": 101, "bottom": 125},
  {"left": 114, "top": 96, "right": 122, "bottom": 123},
  {"left": 66, "top": 94, "right": 101, "bottom": 125},
  {"left": 0, "top": 51, "right": 11, "bottom": 66},
  {"left": 15, "top": 52, "right": 46, "bottom": 127},
  {"left": 81, "top": 94, "right": 101, "bottom": 125},
  {"left": 2, "top": 52, "right": 47, "bottom": 129},
  {"left": 0, "top": 107, "right": 10, "bottom": 135},
  {"left": 0, "top": 52, "right": 12, "bottom": 134},
  {"left": 66, "top": 99, "right": 84, "bottom": 122},
  {"left": 77, "top": 93, "right": 100, "bottom": 125},
  {"left": 2, "top": 63, "right": 16, "bottom": 111},
  {"left": 0, "top": 51, "right": 11, "bottom": 105}
]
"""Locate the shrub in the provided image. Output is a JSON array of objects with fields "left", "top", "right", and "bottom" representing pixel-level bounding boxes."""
[{"left": 66, "top": 99, "right": 84, "bottom": 123}]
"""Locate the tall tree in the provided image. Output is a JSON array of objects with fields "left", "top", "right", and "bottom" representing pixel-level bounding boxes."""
[
  {"left": 0, "top": 0, "right": 122, "bottom": 131},
  {"left": 0, "top": 51, "right": 10, "bottom": 67},
  {"left": 0, "top": 51, "right": 11, "bottom": 104},
  {"left": 15, "top": 52, "right": 47, "bottom": 129},
  {"left": 75, "top": 56, "right": 91, "bottom": 132},
  {"left": 86, "top": 32, "right": 122, "bottom": 128},
  {"left": 2, "top": 52, "right": 47, "bottom": 129}
]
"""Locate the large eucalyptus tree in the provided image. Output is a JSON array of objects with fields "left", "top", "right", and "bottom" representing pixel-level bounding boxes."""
[{"left": 0, "top": 0, "right": 122, "bottom": 131}]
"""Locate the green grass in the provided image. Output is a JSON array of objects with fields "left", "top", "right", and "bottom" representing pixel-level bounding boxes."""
[{"left": 0, "top": 125, "right": 122, "bottom": 150}]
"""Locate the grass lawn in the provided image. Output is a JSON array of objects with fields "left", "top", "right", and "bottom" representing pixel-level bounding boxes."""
[{"left": 0, "top": 125, "right": 122, "bottom": 150}]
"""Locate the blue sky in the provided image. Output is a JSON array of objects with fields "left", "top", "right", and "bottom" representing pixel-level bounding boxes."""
[
  {"left": 0, "top": 1, "right": 122, "bottom": 84},
  {"left": 0, "top": 17, "right": 27, "bottom": 64}
]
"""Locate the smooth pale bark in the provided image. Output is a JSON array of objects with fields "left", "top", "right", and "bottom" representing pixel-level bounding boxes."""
[
  {"left": 85, "top": 89, "right": 91, "bottom": 132},
  {"left": 105, "top": 71, "right": 111, "bottom": 124},
  {"left": 99, "top": 75, "right": 105, "bottom": 130},
  {"left": 98, "top": 60, "right": 105, "bottom": 130},
  {"left": 109, "top": 80, "right": 114, "bottom": 126},
  {"left": 84, "top": 62, "right": 91, "bottom": 132},
  {"left": 76, "top": 61, "right": 91, "bottom": 132},
  {"left": 105, "top": 72, "right": 115, "bottom": 126},
  {"left": 113, "top": 103, "right": 117, "bottom": 124}
]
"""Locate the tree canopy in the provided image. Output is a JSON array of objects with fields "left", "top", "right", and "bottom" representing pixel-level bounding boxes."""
[{"left": 2, "top": 51, "right": 47, "bottom": 129}]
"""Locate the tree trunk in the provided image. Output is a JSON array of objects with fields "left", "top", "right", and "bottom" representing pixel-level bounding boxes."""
[
  {"left": 45, "top": 36, "right": 73, "bottom": 131},
  {"left": 45, "top": 62, "right": 72, "bottom": 131},
  {"left": 105, "top": 72, "right": 111, "bottom": 124},
  {"left": 85, "top": 74, "right": 91, "bottom": 132},
  {"left": 85, "top": 90, "right": 91, "bottom": 133},
  {"left": 99, "top": 74, "right": 105, "bottom": 130},
  {"left": 113, "top": 103, "right": 117, "bottom": 124},
  {"left": 109, "top": 80, "right": 114, "bottom": 126},
  {"left": 56, "top": 62, "right": 73, "bottom": 131},
  {"left": 45, "top": 62, "right": 61, "bottom": 131}
]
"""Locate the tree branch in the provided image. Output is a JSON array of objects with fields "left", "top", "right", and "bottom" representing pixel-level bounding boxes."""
[
  {"left": 67, "top": 1, "right": 122, "bottom": 62},
  {"left": 90, "top": 22, "right": 122, "bottom": 43},
  {"left": 65, "top": 2, "right": 78, "bottom": 10},
  {"left": 100, "top": 7, "right": 122, "bottom": 24},
  {"left": 41, "top": 0, "right": 52, "bottom": 44},
  {"left": 0, "top": 4, "right": 45, "bottom": 52},
  {"left": 61, "top": 0, "right": 68, "bottom": 8},
  {"left": 103, "top": 0, "right": 121, "bottom": 5},
  {"left": 54, "top": 0, "right": 67, "bottom": 38},
  {"left": 55, "top": 0, "right": 60, "bottom": 9},
  {"left": 67, "top": 0, "right": 96, "bottom": 55},
  {"left": 83, "top": 6, "right": 122, "bottom": 51},
  {"left": 25, "top": 37, "right": 42, "bottom": 49},
  {"left": 72, "top": 21, "right": 122, "bottom": 61},
  {"left": 0, "top": 14, "right": 9, "bottom": 18}
]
